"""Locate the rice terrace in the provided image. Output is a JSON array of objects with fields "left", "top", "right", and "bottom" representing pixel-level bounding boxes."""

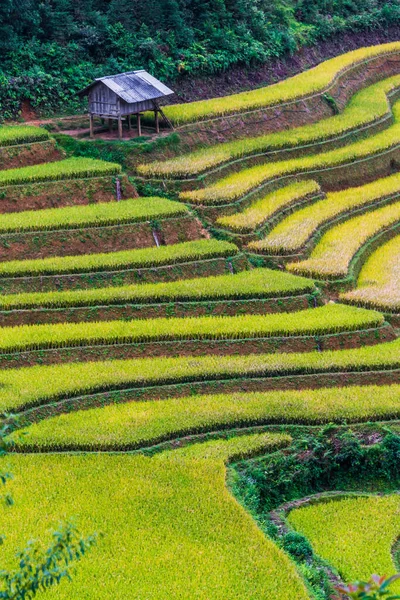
[{"left": 4, "top": 7, "right": 400, "bottom": 598}]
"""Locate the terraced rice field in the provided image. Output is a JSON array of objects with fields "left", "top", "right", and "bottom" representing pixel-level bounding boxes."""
[{"left": 4, "top": 42, "right": 400, "bottom": 599}]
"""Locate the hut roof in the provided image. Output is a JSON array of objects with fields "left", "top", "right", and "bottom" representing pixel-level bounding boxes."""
[{"left": 79, "top": 70, "right": 174, "bottom": 103}]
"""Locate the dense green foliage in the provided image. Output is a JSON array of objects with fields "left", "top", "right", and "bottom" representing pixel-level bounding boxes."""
[{"left": 1, "top": 1, "right": 400, "bottom": 118}]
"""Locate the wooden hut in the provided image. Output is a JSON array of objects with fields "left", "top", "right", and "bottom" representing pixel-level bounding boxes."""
[{"left": 79, "top": 70, "right": 174, "bottom": 139}]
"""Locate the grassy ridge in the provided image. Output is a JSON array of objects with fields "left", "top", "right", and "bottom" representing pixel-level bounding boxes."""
[
  {"left": 0, "top": 269, "right": 315, "bottom": 310},
  {"left": 181, "top": 101, "right": 400, "bottom": 205},
  {"left": 0, "top": 305, "right": 383, "bottom": 354},
  {"left": 217, "top": 181, "right": 321, "bottom": 233},
  {"left": 162, "top": 43, "right": 400, "bottom": 125},
  {"left": 0, "top": 157, "right": 121, "bottom": 187},
  {"left": 0, "top": 197, "right": 188, "bottom": 234},
  {"left": 341, "top": 235, "right": 400, "bottom": 311},
  {"left": 0, "top": 453, "right": 310, "bottom": 600},
  {"left": 287, "top": 201, "right": 400, "bottom": 279},
  {"left": 0, "top": 125, "right": 49, "bottom": 147},
  {"left": 140, "top": 75, "right": 400, "bottom": 177},
  {"left": 250, "top": 171, "right": 400, "bottom": 254},
  {"left": 288, "top": 495, "right": 400, "bottom": 591},
  {"left": 0, "top": 337, "right": 399, "bottom": 413},
  {"left": 0, "top": 239, "right": 238, "bottom": 276},
  {"left": 11, "top": 384, "right": 400, "bottom": 450}
]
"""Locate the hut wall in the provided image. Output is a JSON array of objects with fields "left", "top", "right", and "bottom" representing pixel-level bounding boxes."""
[
  {"left": 88, "top": 84, "right": 119, "bottom": 116},
  {"left": 120, "top": 99, "right": 156, "bottom": 115}
]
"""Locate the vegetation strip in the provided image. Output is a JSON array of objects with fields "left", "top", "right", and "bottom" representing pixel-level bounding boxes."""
[
  {"left": 341, "top": 234, "right": 400, "bottom": 311},
  {"left": 0, "top": 305, "right": 382, "bottom": 354},
  {"left": 0, "top": 125, "right": 49, "bottom": 147},
  {"left": 288, "top": 495, "right": 400, "bottom": 591},
  {"left": 162, "top": 43, "right": 400, "bottom": 125},
  {"left": 0, "top": 157, "right": 121, "bottom": 187},
  {"left": 0, "top": 197, "right": 188, "bottom": 234},
  {"left": 287, "top": 201, "right": 400, "bottom": 279},
  {"left": 181, "top": 100, "right": 400, "bottom": 205},
  {"left": 140, "top": 75, "right": 400, "bottom": 177},
  {"left": 10, "top": 384, "right": 400, "bottom": 450},
  {"left": 0, "top": 269, "right": 315, "bottom": 311},
  {"left": 1, "top": 336, "right": 400, "bottom": 414},
  {"left": 217, "top": 181, "right": 321, "bottom": 233},
  {"left": 0, "top": 453, "right": 310, "bottom": 600},
  {"left": 250, "top": 171, "right": 400, "bottom": 254},
  {"left": 0, "top": 239, "right": 238, "bottom": 277}
]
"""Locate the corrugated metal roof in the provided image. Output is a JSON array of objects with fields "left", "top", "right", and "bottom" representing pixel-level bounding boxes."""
[{"left": 79, "top": 70, "right": 174, "bottom": 103}]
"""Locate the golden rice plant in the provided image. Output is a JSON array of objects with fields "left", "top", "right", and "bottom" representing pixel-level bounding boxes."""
[
  {"left": 288, "top": 495, "right": 400, "bottom": 592},
  {"left": 1, "top": 337, "right": 399, "bottom": 413},
  {"left": 0, "top": 239, "right": 238, "bottom": 277},
  {"left": 250, "top": 171, "right": 400, "bottom": 254},
  {"left": 162, "top": 43, "right": 400, "bottom": 125},
  {"left": 181, "top": 101, "right": 400, "bottom": 205},
  {"left": 0, "top": 125, "right": 49, "bottom": 147},
  {"left": 0, "top": 304, "right": 383, "bottom": 354},
  {"left": 217, "top": 180, "right": 321, "bottom": 233},
  {"left": 0, "top": 157, "right": 121, "bottom": 187},
  {"left": 0, "top": 196, "right": 188, "bottom": 234},
  {"left": 139, "top": 75, "right": 400, "bottom": 177},
  {"left": 341, "top": 234, "right": 400, "bottom": 311},
  {"left": 287, "top": 201, "right": 400, "bottom": 279},
  {"left": 0, "top": 268, "right": 315, "bottom": 310}
]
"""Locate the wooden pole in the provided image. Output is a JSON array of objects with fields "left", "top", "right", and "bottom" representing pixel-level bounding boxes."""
[
  {"left": 137, "top": 113, "right": 141, "bottom": 137},
  {"left": 89, "top": 114, "right": 94, "bottom": 138},
  {"left": 118, "top": 115, "right": 123, "bottom": 140},
  {"left": 155, "top": 110, "right": 160, "bottom": 134}
]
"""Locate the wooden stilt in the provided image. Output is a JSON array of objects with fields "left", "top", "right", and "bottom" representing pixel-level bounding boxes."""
[
  {"left": 108, "top": 118, "right": 113, "bottom": 132},
  {"left": 137, "top": 113, "right": 141, "bottom": 137},
  {"left": 155, "top": 110, "right": 160, "bottom": 134},
  {"left": 118, "top": 115, "right": 123, "bottom": 140},
  {"left": 89, "top": 114, "right": 94, "bottom": 138}
]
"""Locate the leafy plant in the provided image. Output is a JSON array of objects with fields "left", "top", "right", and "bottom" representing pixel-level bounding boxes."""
[{"left": 336, "top": 575, "right": 400, "bottom": 599}]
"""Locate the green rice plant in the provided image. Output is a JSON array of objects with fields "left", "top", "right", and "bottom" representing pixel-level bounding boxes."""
[
  {"left": 0, "top": 453, "right": 310, "bottom": 599},
  {"left": 0, "top": 304, "right": 383, "bottom": 354},
  {"left": 163, "top": 432, "right": 292, "bottom": 461},
  {"left": 139, "top": 75, "right": 400, "bottom": 177},
  {"left": 0, "top": 197, "right": 188, "bottom": 234},
  {"left": 341, "top": 234, "right": 400, "bottom": 311},
  {"left": 217, "top": 181, "right": 321, "bottom": 233},
  {"left": 1, "top": 337, "right": 399, "bottom": 413},
  {"left": 287, "top": 201, "right": 400, "bottom": 279},
  {"left": 251, "top": 171, "right": 400, "bottom": 254},
  {"left": 162, "top": 43, "right": 400, "bottom": 125},
  {"left": 11, "top": 384, "right": 400, "bottom": 450},
  {"left": 288, "top": 495, "right": 400, "bottom": 591},
  {"left": 0, "top": 268, "right": 315, "bottom": 311},
  {"left": 0, "top": 239, "right": 238, "bottom": 276},
  {"left": 0, "top": 125, "right": 49, "bottom": 147},
  {"left": 181, "top": 101, "right": 400, "bottom": 206},
  {"left": 0, "top": 157, "right": 121, "bottom": 187}
]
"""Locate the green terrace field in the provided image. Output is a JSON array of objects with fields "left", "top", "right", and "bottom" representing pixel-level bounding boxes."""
[
  {"left": 161, "top": 42, "right": 400, "bottom": 125},
  {"left": 180, "top": 100, "right": 400, "bottom": 206},
  {"left": 5, "top": 43, "right": 400, "bottom": 599},
  {"left": 140, "top": 74, "right": 400, "bottom": 178}
]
